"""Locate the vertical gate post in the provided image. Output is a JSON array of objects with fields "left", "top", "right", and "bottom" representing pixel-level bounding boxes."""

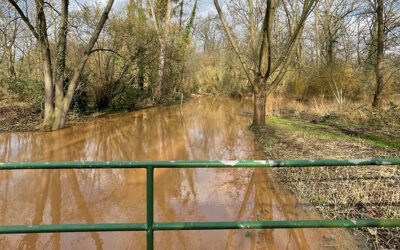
[{"left": 147, "top": 166, "right": 154, "bottom": 250}]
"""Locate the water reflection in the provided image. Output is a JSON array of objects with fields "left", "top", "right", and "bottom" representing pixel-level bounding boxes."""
[{"left": 0, "top": 97, "right": 358, "bottom": 249}]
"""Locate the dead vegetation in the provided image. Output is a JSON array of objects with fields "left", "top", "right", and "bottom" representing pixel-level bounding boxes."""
[
  {"left": 266, "top": 95, "right": 400, "bottom": 147},
  {"left": 257, "top": 107, "right": 400, "bottom": 248},
  {"left": 0, "top": 98, "right": 41, "bottom": 132}
]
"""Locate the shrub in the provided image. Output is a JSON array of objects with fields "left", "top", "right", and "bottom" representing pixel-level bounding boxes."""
[
  {"left": 7, "top": 78, "right": 44, "bottom": 111},
  {"left": 284, "top": 64, "right": 368, "bottom": 102},
  {"left": 110, "top": 86, "right": 153, "bottom": 111},
  {"left": 69, "top": 73, "right": 90, "bottom": 113}
]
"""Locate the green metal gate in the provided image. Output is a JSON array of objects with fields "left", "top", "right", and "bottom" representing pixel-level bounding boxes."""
[{"left": 1, "top": 158, "right": 400, "bottom": 250}]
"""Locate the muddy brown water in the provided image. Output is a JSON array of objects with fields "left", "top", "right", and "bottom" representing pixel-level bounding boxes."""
[{"left": 0, "top": 97, "right": 361, "bottom": 249}]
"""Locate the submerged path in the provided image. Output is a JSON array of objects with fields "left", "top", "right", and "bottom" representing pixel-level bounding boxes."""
[{"left": 0, "top": 97, "right": 360, "bottom": 249}]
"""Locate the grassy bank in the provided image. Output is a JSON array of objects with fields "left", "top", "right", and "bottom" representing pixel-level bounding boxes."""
[{"left": 257, "top": 114, "right": 400, "bottom": 249}]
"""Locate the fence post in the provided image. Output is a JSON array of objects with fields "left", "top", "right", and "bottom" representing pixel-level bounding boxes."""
[{"left": 147, "top": 166, "right": 154, "bottom": 250}]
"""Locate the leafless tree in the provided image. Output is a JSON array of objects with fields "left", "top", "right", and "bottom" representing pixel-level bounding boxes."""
[
  {"left": 148, "top": 0, "right": 172, "bottom": 101},
  {"left": 214, "top": 0, "right": 318, "bottom": 126},
  {"left": 6, "top": 0, "right": 115, "bottom": 130}
]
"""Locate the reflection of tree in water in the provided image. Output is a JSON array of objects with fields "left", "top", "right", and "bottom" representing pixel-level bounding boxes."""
[
  {"left": 0, "top": 97, "right": 255, "bottom": 162},
  {"left": 17, "top": 170, "right": 50, "bottom": 250},
  {"left": 179, "top": 97, "right": 256, "bottom": 160},
  {"left": 11, "top": 169, "right": 105, "bottom": 250},
  {"left": 50, "top": 171, "right": 61, "bottom": 250},
  {"left": 67, "top": 171, "right": 104, "bottom": 249},
  {"left": 0, "top": 133, "right": 45, "bottom": 161},
  {"left": 0, "top": 97, "right": 258, "bottom": 248},
  {"left": 214, "top": 168, "right": 311, "bottom": 250},
  {"left": 0, "top": 97, "right": 332, "bottom": 249}
]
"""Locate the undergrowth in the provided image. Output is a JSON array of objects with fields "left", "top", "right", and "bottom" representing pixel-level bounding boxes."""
[{"left": 257, "top": 117, "right": 400, "bottom": 249}]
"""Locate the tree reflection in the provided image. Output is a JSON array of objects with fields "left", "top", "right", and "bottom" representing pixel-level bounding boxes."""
[{"left": 0, "top": 97, "right": 347, "bottom": 249}]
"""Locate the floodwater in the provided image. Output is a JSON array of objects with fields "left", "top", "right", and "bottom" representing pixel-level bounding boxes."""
[{"left": 0, "top": 97, "right": 360, "bottom": 249}]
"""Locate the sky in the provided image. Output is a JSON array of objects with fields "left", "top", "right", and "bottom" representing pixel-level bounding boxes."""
[
  {"left": 197, "top": 0, "right": 217, "bottom": 17},
  {"left": 96, "top": 0, "right": 216, "bottom": 17}
]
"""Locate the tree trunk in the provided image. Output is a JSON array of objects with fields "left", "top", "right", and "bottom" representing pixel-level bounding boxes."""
[
  {"left": 327, "top": 29, "right": 334, "bottom": 65},
  {"left": 314, "top": 8, "right": 320, "bottom": 66},
  {"left": 52, "top": 49, "right": 90, "bottom": 130},
  {"left": 372, "top": 89, "right": 383, "bottom": 108},
  {"left": 372, "top": 0, "right": 384, "bottom": 108},
  {"left": 155, "top": 39, "right": 166, "bottom": 99},
  {"left": 53, "top": 0, "right": 69, "bottom": 130},
  {"left": 35, "top": 0, "right": 55, "bottom": 128},
  {"left": 6, "top": 46, "right": 16, "bottom": 78},
  {"left": 155, "top": 0, "right": 171, "bottom": 101},
  {"left": 214, "top": 0, "right": 315, "bottom": 128},
  {"left": 41, "top": 43, "right": 55, "bottom": 128},
  {"left": 52, "top": 0, "right": 115, "bottom": 130},
  {"left": 138, "top": 69, "right": 144, "bottom": 90},
  {"left": 296, "top": 41, "right": 302, "bottom": 69},
  {"left": 252, "top": 90, "right": 266, "bottom": 127}
]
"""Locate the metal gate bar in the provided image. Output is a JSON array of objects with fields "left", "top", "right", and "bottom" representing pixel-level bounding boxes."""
[
  {"left": 0, "top": 158, "right": 399, "bottom": 250},
  {"left": 1, "top": 219, "right": 399, "bottom": 234},
  {"left": 0, "top": 158, "right": 399, "bottom": 169}
]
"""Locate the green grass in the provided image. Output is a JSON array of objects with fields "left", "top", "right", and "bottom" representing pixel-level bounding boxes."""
[
  {"left": 360, "top": 133, "right": 400, "bottom": 149},
  {"left": 266, "top": 117, "right": 400, "bottom": 150}
]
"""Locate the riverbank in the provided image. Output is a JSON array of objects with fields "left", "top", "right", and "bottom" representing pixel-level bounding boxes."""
[
  {"left": 0, "top": 95, "right": 186, "bottom": 133},
  {"left": 2, "top": 94, "right": 399, "bottom": 247},
  {"left": 257, "top": 114, "right": 400, "bottom": 248},
  {"left": 3, "top": 96, "right": 356, "bottom": 249}
]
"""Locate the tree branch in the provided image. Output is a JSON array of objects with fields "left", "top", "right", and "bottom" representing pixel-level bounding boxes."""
[
  {"left": 147, "top": 0, "right": 161, "bottom": 37},
  {"left": 7, "top": 0, "right": 39, "bottom": 40},
  {"left": 62, "top": 0, "right": 115, "bottom": 116},
  {"left": 247, "top": 0, "right": 257, "bottom": 54},
  {"left": 258, "top": 0, "right": 275, "bottom": 78},
  {"left": 270, "top": 0, "right": 317, "bottom": 74},
  {"left": 90, "top": 48, "right": 123, "bottom": 58},
  {"left": 213, "top": 0, "right": 255, "bottom": 89}
]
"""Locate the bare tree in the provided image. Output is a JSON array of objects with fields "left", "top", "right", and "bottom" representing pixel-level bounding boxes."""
[
  {"left": 372, "top": 0, "right": 385, "bottom": 108},
  {"left": 214, "top": 0, "right": 318, "bottom": 126},
  {"left": 0, "top": 6, "right": 19, "bottom": 78},
  {"left": 315, "top": 0, "right": 358, "bottom": 65},
  {"left": 366, "top": 0, "right": 400, "bottom": 108},
  {"left": 148, "top": 0, "right": 172, "bottom": 101},
  {"left": 7, "top": 0, "right": 115, "bottom": 130},
  {"left": 196, "top": 14, "right": 220, "bottom": 54}
]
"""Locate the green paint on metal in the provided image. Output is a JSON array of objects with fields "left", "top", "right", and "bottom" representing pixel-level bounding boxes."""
[
  {"left": 0, "top": 158, "right": 399, "bottom": 170},
  {"left": 153, "top": 219, "right": 400, "bottom": 230},
  {"left": 0, "top": 223, "right": 146, "bottom": 234},
  {"left": 147, "top": 166, "right": 154, "bottom": 250},
  {"left": 0, "top": 159, "right": 399, "bottom": 250},
  {"left": 0, "top": 219, "right": 399, "bottom": 234}
]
